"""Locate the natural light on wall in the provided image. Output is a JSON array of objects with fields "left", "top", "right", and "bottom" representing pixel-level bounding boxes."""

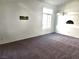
[{"left": 42, "top": 7, "right": 53, "bottom": 30}]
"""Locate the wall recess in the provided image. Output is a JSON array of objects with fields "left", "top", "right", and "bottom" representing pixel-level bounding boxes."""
[
  {"left": 20, "top": 16, "right": 29, "bottom": 20},
  {"left": 66, "top": 20, "right": 74, "bottom": 24}
]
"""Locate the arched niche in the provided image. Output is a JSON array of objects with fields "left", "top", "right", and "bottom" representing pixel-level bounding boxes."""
[{"left": 66, "top": 20, "right": 74, "bottom": 24}]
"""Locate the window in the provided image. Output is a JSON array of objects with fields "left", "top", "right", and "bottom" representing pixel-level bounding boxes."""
[{"left": 42, "top": 7, "right": 53, "bottom": 29}]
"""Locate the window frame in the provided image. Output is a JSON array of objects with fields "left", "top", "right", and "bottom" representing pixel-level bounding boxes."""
[{"left": 42, "top": 7, "right": 53, "bottom": 30}]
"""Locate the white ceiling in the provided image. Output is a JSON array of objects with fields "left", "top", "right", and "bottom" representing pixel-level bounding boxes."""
[
  {"left": 2, "top": 0, "right": 74, "bottom": 6},
  {"left": 38, "top": 0, "right": 74, "bottom": 6}
]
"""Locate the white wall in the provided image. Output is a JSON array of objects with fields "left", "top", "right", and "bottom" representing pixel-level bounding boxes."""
[
  {"left": 56, "top": 0, "right": 79, "bottom": 38},
  {"left": 0, "top": 0, "right": 56, "bottom": 44}
]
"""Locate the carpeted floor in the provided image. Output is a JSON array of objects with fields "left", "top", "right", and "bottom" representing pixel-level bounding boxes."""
[{"left": 0, "top": 33, "right": 79, "bottom": 59}]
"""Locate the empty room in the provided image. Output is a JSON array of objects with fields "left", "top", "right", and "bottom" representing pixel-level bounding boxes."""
[{"left": 0, "top": 0, "right": 79, "bottom": 59}]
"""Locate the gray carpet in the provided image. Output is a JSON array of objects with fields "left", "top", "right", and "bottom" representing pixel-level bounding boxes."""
[{"left": 0, "top": 33, "right": 79, "bottom": 59}]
